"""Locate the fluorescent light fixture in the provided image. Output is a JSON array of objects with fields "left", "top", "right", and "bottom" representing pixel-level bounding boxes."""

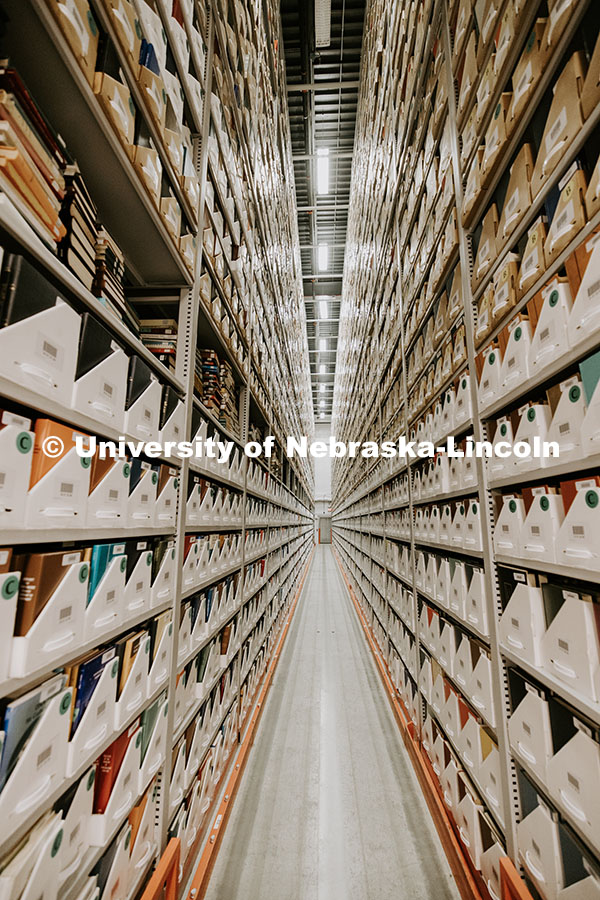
[
  {"left": 318, "top": 244, "right": 328, "bottom": 271},
  {"left": 319, "top": 338, "right": 327, "bottom": 351},
  {"left": 319, "top": 400, "right": 325, "bottom": 408},
  {"left": 319, "top": 300, "right": 328, "bottom": 318},
  {"left": 319, "top": 364, "right": 326, "bottom": 374},
  {"left": 315, "top": 0, "right": 331, "bottom": 47},
  {"left": 319, "top": 412, "right": 325, "bottom": 418},
  {"left": 320, "top": 383, "right": 325, "bottom": 393},
  {"left": 316, "top": 148, "right": 329, "bottom": 195}
]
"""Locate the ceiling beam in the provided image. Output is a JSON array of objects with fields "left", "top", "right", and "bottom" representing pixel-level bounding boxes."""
[
  {"left": 292, "top": 151, "right": 354, "bottom": 160},
  {"left": 297, "top": 204, "right": 350, "bottom": 211},
  {"left": 299, "top": 242, "right": 347, "bottom": 249},
  {"left": 287, "top": 80, "right": 360, "bottom": 91}
]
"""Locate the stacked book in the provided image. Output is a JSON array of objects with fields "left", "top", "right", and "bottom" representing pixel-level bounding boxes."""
[
  {"left": 93, "top": 225, "right": 131, "bottom": 324},
  {"left": 139, "top": 317, "right": 178, "bottom": 373},
  {"left": 198, "top": 349, "right": 221, "bottom": 412},
  {"left": 58, "top": 164, "right": 97, "bottom": 291},
  {"left": 0, "top": 65, "right": 67, "bottom": 246},
  {"left": 219, "top": 357, "right": 240, "bottom": 435}
]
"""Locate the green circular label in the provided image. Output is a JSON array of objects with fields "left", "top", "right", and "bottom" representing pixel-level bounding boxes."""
[
  {"left": 152, "top": 472, "right": 158, "bottom": 484},
  {"left": 460, "top": 504, "right": 465, "bottom": 515},
  {"left": 147, "top": 552, "right": 152, "bottom": 566},
  {"left": 120, "top": 556, "right": 127, "bottom": 572},
  {"left": 135, "top": 18, "right": 142, "bottom": 38},
  {"left": 489, "top": 352, "right": 495, "bottom": 365},
  {"left": 462, "top": 379, "right": 466, "bottom": 389},
  {"left": 509, "top": 499, "right": 517, "bottom": 513},
  {"left": 86, "top": 10, "right": 97, "bottom": 36},
  {"left": 145, "top": 641, "right": 150, "bottom": 654},
  {"left": 174, "top": 479, "right": 179, "bottom": 489},
  {"left": 129, "top": 97, "right": 135, "bottom": 116},
  {"left": 540, "top": 495, "right": 549, "bottom": 511},
  {"left": 79, "top": 564, "right": 89, "bottom": 583},
  {"left": 527, "top": 408, "right": 536, "bottom": 422},
  {"left": 2, "top": 574, "right": 19, "bottom": 599},
  {"left": 87, "top": 769, "right": 95, "bottom": 790},
  {"left": 171, "top": 549, "right": 175, "bottom": 560},
  {"left": 111, "top": 661, "right": 118, "bottom": 678},
  {"left": 168, "top": 623, "right": 173, "bottom": 635},
  {"left": 586, "top": 490, "right": 598, "bottom": 509},
  {"left": 494, "top": 102, "right": 501, "bottom": 119},
  {"left": 136, "top": 732, "right": 142, "bottom": 748},
  {"left": 472, "top": 504, "right": 477, "bottom": 514},
  {"left": 81, "top": 456, "right": 91, "bottom": 469},
  {"left": 526, "top": 29, "right": 535, "bottom": 51},
  {"left": 514, "top": 327, "right": 522, "bottom": 341},
  {"left": 60, "top": 693, "right": 71, "bottom": 715},
  {"left": 162, "top": 89, "right": 167, "bottom": 105},
  {"left": 549, "top": 290, "right": 559, "bottom": 307},
  {"left": 125, "top": 831, "right": 131, "bottom": 851},
  {"left": 500, "top": 423, "right": 507, "bottom": 436},
  {"left": 124, "top": 463, "right": 131, "bottom": 477},
  {"left": 569, "top": 385, "right": 581, "bottom": 402},
  {"left": 17, "top": 432, "right": 32, "bottom": 454},
  {"left": 164, "top": 702, "right": 168, "bottom": 716},
  {"left": 51, "top": 830, "right": 63, "bottom": 858}
]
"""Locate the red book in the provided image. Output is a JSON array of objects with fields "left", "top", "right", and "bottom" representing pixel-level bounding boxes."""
[{"left": 93, "top": 719, "right": 139, "bottom": 813}]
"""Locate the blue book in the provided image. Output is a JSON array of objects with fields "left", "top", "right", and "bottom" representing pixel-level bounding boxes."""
[
  {"left": 70, "top": 646, "right": 116, "bottom": 737},
  {"left": 88, "top": 542, "right": 126, "bottom": 605},
  {"left": 0, "top": 673, "right": 66, "bottom": 791}
]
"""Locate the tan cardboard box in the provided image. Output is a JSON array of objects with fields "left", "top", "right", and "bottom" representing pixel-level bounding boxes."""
[
  {"left": 497, "top": 143, "right": 535, "bottom": 244},
  {"left": 530, "top": 52, "right": 587, "bottom": 199}
]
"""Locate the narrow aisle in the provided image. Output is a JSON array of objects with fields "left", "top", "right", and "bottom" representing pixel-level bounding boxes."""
[{"left": 204, "top": 546, "right": 461, "bottom": 900}]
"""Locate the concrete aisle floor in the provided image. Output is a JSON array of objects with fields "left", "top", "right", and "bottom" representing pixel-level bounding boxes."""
[{"left": 204, "top": 545, "right": 461, "bottom": 900}]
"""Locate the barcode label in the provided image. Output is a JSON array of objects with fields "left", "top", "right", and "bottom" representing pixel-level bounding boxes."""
[
  {"left": 60, "top": 482, "right": 74, "bottom": 496},
  {"left": 507, "top": 356, "right": 516, "bottom": 368},
  {"left": 109, "top": 489, "right": 119, "bottom": 500},
  {"left": 567, "top": 772, "right": 580, "bottom": 791},
  {"left": 511, "top": 617, "right": 520, "bottom": 628},
  {"left": 553, "top": 200, "right": 574, "bottom": 236},
  {"left": 506, "top": 188, "right": 520, "bottom": 217},
  {"left": 0, "top": 473, "right": 5, "bottom": 487},
  {"left": 523, "top": 722, "right": 531, "bottom": 735},
  {"left": 37, "top": 746, "right": 52, "bottom": 769},
  {"left": 97, "top": 701, "right": 106, "bottom": 718},
  {"left": 522, "top": 247, "right": 538, "bottom": 275},
  {"left": 42, "top": 341, "right": 58, "bottom": 360},
  {"left": 107, "top": 589, "right": 116, "bottom": 604},
  {"left": 495, "top": 282, "right": 509, "bottom": 307},
  {"left": 559, "top": 422, "right": 571, "bottom": 434},
  {"left": 587, "top": 278, "right": 600, "bottom": 299},
  {"left": 532, "top": 840, "right": 540, "bottom": 857},
  {"left": 572, "top": 526, "right": 585, "bottom": 536},
  {"left": 136, "top": 581, "right": 143, "bottom": 592},
  {"left": 124, "top": 772, "right": 131, "bottom": 788},
  {"left": 103, "top": 383, "right": 114, "bottom": 397},
  {"left": 531, "top": 526, "right": 540, "bottom": 535},
  {"left": 546, "top": 107, "right": 567, "bottom": 152},
  {"left": 141, "top": 494, "right": 149, "bottom": 503},
  {"left": 558, "top": 638, "right": 570, "bottom": 652},
  {"left": 59, "top": 606, "right": 72, "bottom": 621},
  {"left": 70, "top": 822, "right": 80, "bottom": 845},
  {"left": 144, "top": 408, "right": 152, "bottom": 420}
]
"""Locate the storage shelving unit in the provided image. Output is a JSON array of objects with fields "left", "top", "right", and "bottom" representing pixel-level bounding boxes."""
[
  {"left": 332, "top": 2, "right": 600, "bottom": 899},
  {"left": 0, "top": 0, "right": 313, "bottom": 897}
]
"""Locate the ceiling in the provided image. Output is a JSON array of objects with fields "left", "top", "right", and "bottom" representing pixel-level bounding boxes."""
[{"left": 281, "top": 0, "right": 365, "bottom": 423}]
